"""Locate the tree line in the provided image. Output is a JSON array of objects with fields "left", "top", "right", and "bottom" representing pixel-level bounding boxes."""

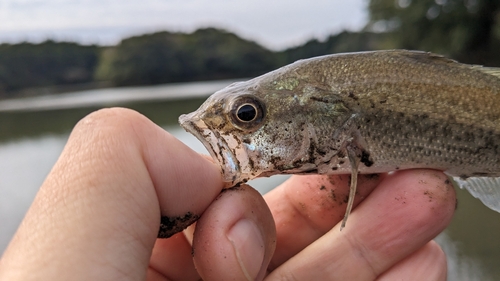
[{"left": 0, "top": 0, "right": 498, "bottom": 98}]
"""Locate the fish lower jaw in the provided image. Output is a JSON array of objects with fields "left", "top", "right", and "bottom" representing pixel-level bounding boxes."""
[{"left": 178, "top": 115, "right": 245, "bottom": 186}]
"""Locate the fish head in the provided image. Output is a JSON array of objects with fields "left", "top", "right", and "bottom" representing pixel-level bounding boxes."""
[
  {"left": 178, "top": 80, "right": 272, "bottom": 185},
  {"left": 179, "top": 77, "right": 324, "bottom": 185}
]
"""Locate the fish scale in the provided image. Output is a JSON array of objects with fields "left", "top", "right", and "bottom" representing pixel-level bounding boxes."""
[{"left": 179, "top": 50, "right": 500, "bottom": 227}]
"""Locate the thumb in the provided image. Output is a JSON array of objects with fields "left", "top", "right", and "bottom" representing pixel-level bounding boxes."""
[{"left": 193, "top": 184, "right": 276, "bottom": 281}]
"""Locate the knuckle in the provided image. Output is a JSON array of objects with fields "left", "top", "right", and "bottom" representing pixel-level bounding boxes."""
[{"left": 70, "top": 107, "right": 146, "bottom": 155}]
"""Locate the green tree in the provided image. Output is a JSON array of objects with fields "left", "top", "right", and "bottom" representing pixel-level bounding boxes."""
[
  {"left": 187, "top": 28, "right": 277, "bottom": 79},
  {"left": 95, "top": 31, "right": 197, "bottom": 86},
  {"left": 366, "top": 0, "right": 500, "bottom": 65},
  {"left": 95, "top": 28, "right": 277, "bottom": 86},
  {"left": 0, "top": 41, "right": 98, "bottom": 97},
  {"left": 279, "top": 31, "right": 392, "bottom": 63}
]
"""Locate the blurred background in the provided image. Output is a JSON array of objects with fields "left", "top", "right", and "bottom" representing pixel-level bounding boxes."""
[{"left": 0, "top": 0, "right": 499, "bottom": 280}]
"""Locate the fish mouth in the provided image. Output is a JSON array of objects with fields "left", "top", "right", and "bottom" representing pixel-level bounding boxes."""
[{"left": 179, "top": 112, "right": 241, "bottom": 185}]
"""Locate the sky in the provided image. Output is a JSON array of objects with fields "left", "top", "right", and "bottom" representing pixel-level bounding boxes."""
[{"left": 0, "top": 0, "right": 367, "bottom": 50}]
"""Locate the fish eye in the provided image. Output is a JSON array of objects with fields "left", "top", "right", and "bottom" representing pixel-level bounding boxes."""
[
  {"left": 236, "top": 104, "right": 257, "bottom": 122},
  {"left": 230, "top": 96, "right": 265, "bottom": 131}
]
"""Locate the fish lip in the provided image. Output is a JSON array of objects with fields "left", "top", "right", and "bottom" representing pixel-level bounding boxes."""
[{"left": 179, "top": 113, "right": 241, "bottom": 185}]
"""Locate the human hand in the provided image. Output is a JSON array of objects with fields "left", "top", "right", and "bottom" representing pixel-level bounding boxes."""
[{"left": 0, "top": 108, "right": 456, "bottom": 280}]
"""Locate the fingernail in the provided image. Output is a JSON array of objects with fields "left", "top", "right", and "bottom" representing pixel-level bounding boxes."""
[{"left": 227, "top": 219, "right": 265, "bottom": 281}]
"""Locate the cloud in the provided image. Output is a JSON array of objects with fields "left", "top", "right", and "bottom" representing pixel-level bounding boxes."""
[{"left": 0, "top": 0, "right": 367, "bottom": 49}]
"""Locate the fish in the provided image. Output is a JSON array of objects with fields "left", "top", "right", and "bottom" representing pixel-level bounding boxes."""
[{"left": 179, "top": 50, "right": 500, "bottom": 228}]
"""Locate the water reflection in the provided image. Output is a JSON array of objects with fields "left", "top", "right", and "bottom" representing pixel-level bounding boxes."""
[
  {"left": 437, "top": 233, "right": 491, "bottom": 281},
  {"left": 0, "top": 98, "right": 207, "bottom": 143},
  {"left": 0, "top": 135, "right": 67, "bottom": 251},
  {"left": 0, "top": 85, "right": 498, "bottom": 280}
]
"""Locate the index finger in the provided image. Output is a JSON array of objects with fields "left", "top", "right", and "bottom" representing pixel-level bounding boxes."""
[
  {"left": 265, "top": 169, "right": 456, "bottom": 277},
  {"left": 0, "top": 108, "right": 224, "bottom": 280},
  {"left": 265, "top": 173, "right": 383, "bottom": 267}
]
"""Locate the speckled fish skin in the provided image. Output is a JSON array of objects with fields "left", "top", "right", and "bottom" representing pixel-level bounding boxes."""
[{"left": 179, "top": 50, "right": 500, "bottom": 221}]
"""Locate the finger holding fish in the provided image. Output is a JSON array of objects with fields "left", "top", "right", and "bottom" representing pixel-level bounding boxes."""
[
  {"left": 265, "top": 169, "right": 456, "bottom": 280},
  {"left": 264, "top": 173, "right": 383, "bottom": 268},
  {"left": 192, "top": 184, "right": 276, "bottom": 281},
  {"left": 375, "top": 241, "right": 447, "bottom": 281}
]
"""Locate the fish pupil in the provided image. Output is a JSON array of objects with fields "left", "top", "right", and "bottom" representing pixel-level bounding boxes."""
[{"left": 237, "top": 104, "right": 257, "bottom": 122}]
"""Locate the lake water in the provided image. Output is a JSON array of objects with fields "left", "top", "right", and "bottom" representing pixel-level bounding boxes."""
[{"left": 0, "top": 81, "right": 499, "bottom": 280}]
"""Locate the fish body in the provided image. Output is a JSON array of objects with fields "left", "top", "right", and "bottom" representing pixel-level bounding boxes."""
[{"left": 179, "top": 50, "right": 500, "bottom": 225}]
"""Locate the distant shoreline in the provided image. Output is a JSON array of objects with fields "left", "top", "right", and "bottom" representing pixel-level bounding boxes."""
[
  {"left": 0, "top": 79, "right": 243, "bottom": 112},
  {"left": 6, "top": 81, "right": 114, "bottom": 99}
]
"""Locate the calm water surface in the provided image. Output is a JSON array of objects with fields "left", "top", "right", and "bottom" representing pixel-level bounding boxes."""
[{"left": 0, "top": 82, "right": 499, "bottom": 280}]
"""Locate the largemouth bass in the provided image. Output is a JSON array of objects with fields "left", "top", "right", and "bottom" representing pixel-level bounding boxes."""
[{"left": 179, "top": 50, "right": 500, "bottom": 228}]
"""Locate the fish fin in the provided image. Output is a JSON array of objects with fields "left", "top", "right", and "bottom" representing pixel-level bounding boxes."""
[
  {"left": 341, "top": 145, "right": 360, "bottom": 230},
  {"left": 471, "top": 66, "right": 500, "bottom": 79},
  {"left": 400, "top": 50, "right": 458, "bottom": 65},
  {"left": 452, "top": 176, "right": 500, "bottom": 213},
  {"left": 397, "top": 51, "right": 500, "bottom": 79}
]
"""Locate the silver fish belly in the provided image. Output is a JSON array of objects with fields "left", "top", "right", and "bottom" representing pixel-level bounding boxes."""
[{"left": 179, "top": 50, "right": 500, "bottom": 227}]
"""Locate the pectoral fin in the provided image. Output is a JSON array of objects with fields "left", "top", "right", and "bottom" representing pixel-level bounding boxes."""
[
  {"left": 453, "top": 176, "right": 500, "bottom": 213},
  {"left": 341, "top": 145, "right": 360, "bottom": 230}
]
